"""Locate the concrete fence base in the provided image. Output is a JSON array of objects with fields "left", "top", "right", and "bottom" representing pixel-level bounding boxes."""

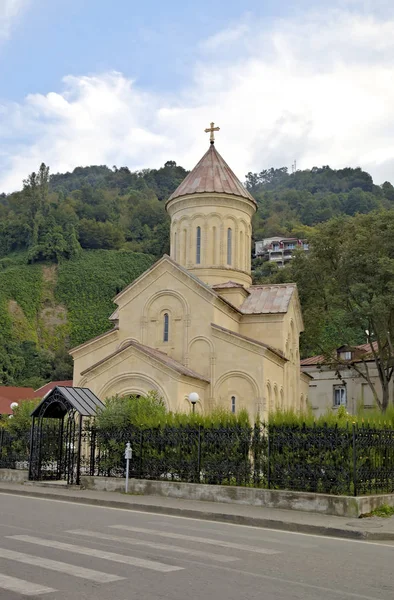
[
  {"left": 79, "top": 475, "right": 394, "bottom": 518},
  {"left": 1, "top": 469, "right": 393, "bottom": 518},
  {"left": 0, "top": 469, "right": 28, "bottom": 483}
]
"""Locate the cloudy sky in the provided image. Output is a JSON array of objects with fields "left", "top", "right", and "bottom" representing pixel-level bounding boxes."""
[{"left": 1, "top": 0, "right": 394, "bottom": 192}]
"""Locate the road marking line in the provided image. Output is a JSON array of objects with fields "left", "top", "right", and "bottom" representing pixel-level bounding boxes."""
[
  {"left": 110, "top": 525, "right": 281, "bottom": 555},
  {"left": 8, "top": 535, "right": 183, "bottom": 573},
  {"left": 0, "top": 547, "right": 124, "bottom": 583},
  {"left": 0, "top": 573, "right": 55, "bottom": 596},
  {"left": 67, "top": 529, "right": 238, "bottom": 563},
  {"left": 1, "top": 493, "right": 394, "bottom": 548}
]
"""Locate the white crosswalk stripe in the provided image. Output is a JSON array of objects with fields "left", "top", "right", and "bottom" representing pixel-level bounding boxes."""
[
  {"left": 110, "top": 525, "right": 282, "bottom": 555},
  {"left": 67, "top": 529, "right": 238, "bottom": 563},
  {"left": 0, "top": 573, "right": 55, "bottom": 596},
  {"left": 8, "top": 535, "right": 184, "bottom": 573},
  {"left": 0, "top": 547, "right": 124, "bottom": 583}
]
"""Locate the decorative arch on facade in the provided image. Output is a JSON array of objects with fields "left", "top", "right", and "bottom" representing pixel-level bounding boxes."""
[
  {"left": 98, "top": 373, "right": 170, "bottom": 409},
  {"left": 273, "top": 384, "right": 279, "bottom": 409},
  {"left": 118, "top": 337, "right": 140, "bottom": 350},
  {"left": 188, "top": 336, "right": 214, "bottom": 380},
  {"left": 214, "top": 371, "right": 260, "bottom": 399},
  {"left": 266, "top": 381, "right": 272, "bottom": 413}
]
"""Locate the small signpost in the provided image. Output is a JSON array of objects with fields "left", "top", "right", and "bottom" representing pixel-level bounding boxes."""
[{"left": 125, "top": 441, "right": 132, "bottom": 493}]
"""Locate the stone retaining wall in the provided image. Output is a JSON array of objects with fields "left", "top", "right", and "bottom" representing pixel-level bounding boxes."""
[{"left": 79, "top": 475, "right": 394, "bottom": 518}]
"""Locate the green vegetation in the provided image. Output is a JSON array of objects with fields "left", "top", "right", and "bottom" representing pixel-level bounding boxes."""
[
  {"left": 369, "top": 504, "right": 394, "bottom": 518},
  {"left": 1, "top": 158, "right": 394, "bottom": 391},
  {"left": 56, "top": 250, "right": 153, "bottom": 346}
]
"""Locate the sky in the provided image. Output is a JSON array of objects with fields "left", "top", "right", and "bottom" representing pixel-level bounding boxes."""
[{"left": 1, "top": 0, "right": 394, "bottom": 192}]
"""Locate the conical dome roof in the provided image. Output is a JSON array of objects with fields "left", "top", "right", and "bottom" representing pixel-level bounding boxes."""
[{"left": 167, "top": 144, "right": 256, "bottom": 204}]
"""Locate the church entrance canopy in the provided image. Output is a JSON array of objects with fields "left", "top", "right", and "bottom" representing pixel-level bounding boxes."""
[{"left": 29, "top": 386, "right": 104, "bottom": 485}]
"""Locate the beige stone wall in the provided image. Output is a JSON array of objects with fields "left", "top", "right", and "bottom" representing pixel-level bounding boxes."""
[
  {"left": 71, "top": 257, "right": 307, "bottom": 421},
  {"left": 166, "top": 193, "right": 255, "bottom": 287},
  {"left": 71, "top": 329, "right": 119, "bottom": 386}
]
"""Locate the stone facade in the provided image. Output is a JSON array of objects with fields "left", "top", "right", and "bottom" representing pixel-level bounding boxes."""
[{"left": 70, "top": 141, "right": 309, "bottom": 420}]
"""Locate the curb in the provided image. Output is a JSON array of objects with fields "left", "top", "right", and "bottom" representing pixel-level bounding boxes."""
[{"left": 0, "top": 486, "right": 393, "bottom": 541}]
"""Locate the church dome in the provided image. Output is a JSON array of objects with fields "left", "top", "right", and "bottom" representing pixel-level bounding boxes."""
[
  {"left": 166, "top": 128, "right": 256, "bottom": 288},
  {"left": 167, "top": 144, "right": 256, "bottom": 204}
]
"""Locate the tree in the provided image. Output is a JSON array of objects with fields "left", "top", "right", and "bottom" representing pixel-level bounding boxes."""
[{"left": 291, "top": 211, "right": 394, "bottom": 411}]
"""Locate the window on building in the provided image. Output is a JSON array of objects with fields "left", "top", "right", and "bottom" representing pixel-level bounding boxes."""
[
  {"left": 227, "top": 228, "right": 232, "bottom": 265},
  {"left": 339, "top": 351, "right": 352, "bottom": 361},
  {"left": 196, "top": 226, "right": 201, "bottom": 264},
  {"left": 231, "top": 396, "right": 236, "bottom": 413},
  {"left": 272, "top": 243, "right": 280, "bottom": 251},
  {"left": 163, "top": 313, "right": 169, "bottom": 342},
  {"left": 303, "top": 242, "right": 309, "bottom": 250},
  {"left": 287, "top": 243, "right": 295, "bottom": 249},
  {"left": 334, "top": 385, "right": 347, "bottom": 407}
]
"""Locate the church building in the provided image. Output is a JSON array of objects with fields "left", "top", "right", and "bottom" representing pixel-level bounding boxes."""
[{"left": 71, "top": 125, "right": 310, "bottom": 420}]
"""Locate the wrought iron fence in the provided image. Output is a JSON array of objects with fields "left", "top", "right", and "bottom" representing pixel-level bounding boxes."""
[
  {"left": 81, "top": 423, "right": 253, "bottom": 486},
  {"left": 0, "top": 428, "right": 30, "bottom": 469},
  {"left": 3, "top": 421, "right": 394, "bottom": 495}
]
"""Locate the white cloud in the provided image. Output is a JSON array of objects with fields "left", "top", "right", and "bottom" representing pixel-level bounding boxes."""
[
  {"left": 0, "top": 0, "right": 29, "bottom": 41},
  {"left": 2, "top": 7, "right": 394, "bottom": 192}
]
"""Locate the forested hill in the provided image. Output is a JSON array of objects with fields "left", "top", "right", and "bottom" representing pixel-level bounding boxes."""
[{"left": 0, "top": 159, "right": 393, "bottom": 388}]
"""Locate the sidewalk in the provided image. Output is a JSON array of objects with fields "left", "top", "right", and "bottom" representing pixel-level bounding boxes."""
[{"left": 0, "top": 481, "right": 393, "bottom": 541}]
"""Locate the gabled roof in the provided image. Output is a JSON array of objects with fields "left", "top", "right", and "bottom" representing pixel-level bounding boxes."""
[
  {"left": 34, "top": 380, "right": 73, "bottom": 397},
  {"left": 211, "top": 323, "right": 286, "bottom": 361},
  {"left": 240, "top": 284, "right": 296, "bottom": 314},
  {"left": 0, "top": 387, "right": 36, "bottom": 415},
  {"left": 81, "top": 339, "right": 210, "bottom": 383},
  {"left": 31, "top": 386, "right": 105, "bottom": 417},
  {"left": 300, "top": 342, "right": 379, "bottom": 366},
  {"left": 212, "top": 281, "right": 249, "bottom": 291},
  {"left": 167, "top": 144, "right": 256, "bottom": 204}
]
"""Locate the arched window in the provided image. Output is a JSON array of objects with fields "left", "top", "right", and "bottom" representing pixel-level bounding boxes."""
[
  {"left": 196, "top": 226, "right": 201, "bottom": 264},
  {"left": 163, "top": 313, "right": 169, "bottom": 342},
  {"left": 227, "top": 228, "right": 232, "bottom": 265},
  {"left": 231, "top": 395, "right": 236, "bottom": 413}
]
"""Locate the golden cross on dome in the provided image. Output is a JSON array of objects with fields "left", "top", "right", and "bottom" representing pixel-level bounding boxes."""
[{"left": 204, "top": 122, "right": 220, "bottom": 144}]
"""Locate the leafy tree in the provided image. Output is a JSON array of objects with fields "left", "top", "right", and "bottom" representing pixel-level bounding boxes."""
[{"left": 291, "top": 211, "right": 394, "bottom": 412}]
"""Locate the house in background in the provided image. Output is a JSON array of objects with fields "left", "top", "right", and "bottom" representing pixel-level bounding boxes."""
[
  {"left": 255, "top": 237, "right": 309, "bottom": 268},
  {"left": 300, "top": 344, "right": 387, "bottom": 415},
  {"left": 0, "top": 380, "right": 73, "bottom": 415}
]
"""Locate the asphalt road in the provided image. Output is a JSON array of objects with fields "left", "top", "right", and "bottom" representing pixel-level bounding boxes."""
[{"left": 0, "top": 493, "right": 393, "bottom": 600}]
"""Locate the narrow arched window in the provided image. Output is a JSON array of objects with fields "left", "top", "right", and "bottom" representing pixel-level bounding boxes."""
[
  {"left": 231, "top": 395, "right": 236, "bottom": 414},
  {"left": 163, "top": 313, "right": 169, "bottom": 342},
  {"left": 227, "top": 228, "right": 232, "bottom": 265},
  {"left": 196, "top": 226, "right": 201, "bottom": 264}
]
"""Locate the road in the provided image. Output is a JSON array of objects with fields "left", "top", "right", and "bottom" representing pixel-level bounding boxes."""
[{"left": 0, "top": 493, "right": 393, "bottom": 600}]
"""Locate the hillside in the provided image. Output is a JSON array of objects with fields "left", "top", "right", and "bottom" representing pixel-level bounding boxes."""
[
  {"left": 1, "top": 159, "right": 394, "bottom": 386},
  {"left": 0, "top": 250, "right": 154, "bottom": 387}
]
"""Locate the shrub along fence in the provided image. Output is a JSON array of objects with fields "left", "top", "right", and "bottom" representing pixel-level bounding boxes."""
[{"left": 2, "top": 421, "right": 394, "bottom": 496}]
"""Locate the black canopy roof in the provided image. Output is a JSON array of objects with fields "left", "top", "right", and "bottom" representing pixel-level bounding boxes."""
[{"left": 31, "top": 386, "right": 105, "bottom": 418}]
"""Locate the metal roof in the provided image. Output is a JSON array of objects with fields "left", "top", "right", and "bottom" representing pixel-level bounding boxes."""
[
  {"left": 31, "top": 386, "right": 105, "bottom": 417},
  {"left": 167, "top": 144, "right": 256, "bottom": 204},
  {"left": 240, "top": 284, "right": 296, "bottom": 314}
]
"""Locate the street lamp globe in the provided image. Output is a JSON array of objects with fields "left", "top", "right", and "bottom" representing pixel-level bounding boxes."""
[
  {"left": 188, "top": 392, "right": 199, "bottom": 414},
  {"left": 10, "top": 402, "right": 19, "bottom": 411}
]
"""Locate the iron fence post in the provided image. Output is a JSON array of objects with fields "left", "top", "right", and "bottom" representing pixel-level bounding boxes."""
[
  {"left": 138, "top": 430, "right": 144, "bottom": 479},
  {"left": 197, "top": 426, "right": 201, "bottom": 483},
  {"left": 76, "top": 416, "right": 83, "bottom": 486},
  {"left": 267, "top": 423, "right": 271, "bottom": 489},
  {"left": 352, "top": 422, "right": 357, "bottom": 497}
]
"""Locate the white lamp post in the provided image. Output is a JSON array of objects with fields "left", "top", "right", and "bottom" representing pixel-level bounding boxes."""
[{"left": 188, "top": 392, "right": 199, "bottom": 414}]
